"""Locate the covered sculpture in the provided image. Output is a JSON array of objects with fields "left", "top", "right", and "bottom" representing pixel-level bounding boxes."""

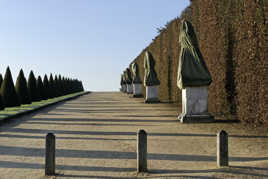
[
  {"left": 120, "top": 74, "right": 125, "bottom": 92},
  {"left": 125, "top": 68, "right": 133, "bottom": 94},
  {"left": 121, "top": 73, "right": 126, "bottom": 93},
  {"left": 144, "top": 51, "right": 160, "bottom": 86},
  {"left": 177, "top": 20, "right": 212, "bottom": 89},
  {"left": 132, "top": 62, "right": 142, "bottom": 84},
  {"left": 131, "top": 62, "right": 143, "bottom": 97},
  {"left": 143, "top": 51, "right": 160, "bottom": 103},
  {"left": 177, "top": 20, "right": 214, "bottom": 123}
]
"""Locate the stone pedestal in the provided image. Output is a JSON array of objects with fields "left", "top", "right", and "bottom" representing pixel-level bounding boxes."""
[
  {"left": 127, "top": 84, "right": 133, "bottom": 94},
  {"left": 178, "top": 86, "right": 214, "bottom": 123},
  {"left": 133, "top": 84, "right": 143, "bottom": 98},
  {"left": 145, "top": 85, "right": 159, "bottom": 103},
  {"left": 121, "top": 85, "right": 127, "bottom": 93}
]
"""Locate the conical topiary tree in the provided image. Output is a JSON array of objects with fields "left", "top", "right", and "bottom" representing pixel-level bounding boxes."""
[
  {"left": 1, "top": 67, "right": 20, "bottom": 107},
  {"left": 54, "top": 75, "right": 60, "bottom": 97},
  {"left": 0, "top": 74, "right": 4, "bottom": 110},
  {"left": 28, "top": 70, "right": 39, "bottom": 102},
  {"left": 43, "top": 75, "right": 49, "bottom": 99},
  {"left": 15, "top": 69, "right": 31, "bottom": 104},
  {"left": 37, "top": 76, "right": 45, "bottom": 100},
  {"left": 49, "top": 74, "right": 55, "bottom": 98},
  {"left": 0, "top": 74, "right": 3, "bottom": 87}
]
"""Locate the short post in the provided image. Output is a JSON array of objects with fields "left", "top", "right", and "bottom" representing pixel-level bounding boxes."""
[
  {"left": 137, "top": 129, "right": 147, "bottom": 172},
  {"left": 217, "top": 130, "right": 228, "bottom": 167},
  {"left": 45, "top": 133, "right": 55, "bottom": 176}
]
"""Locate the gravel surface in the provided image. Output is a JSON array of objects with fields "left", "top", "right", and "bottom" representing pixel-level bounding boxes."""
[{"left": 0, "top": 92, "right": 267, "bottom": 179}]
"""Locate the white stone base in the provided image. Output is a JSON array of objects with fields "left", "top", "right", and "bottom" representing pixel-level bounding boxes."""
[
  {"left": 121, "top": 85, "right": 127, "bottom": 93},
  {"left": 133, "top": 84, "right": 143, "bottom": 97},
  {"left": 178, "top": 86, "right": 214, "bottom": 123},
  {"left": 145, "top": 85, "right": 159, "bottom": 103},
  {"left": 127, "top": 84, "right": 133, "bottom": 94}
]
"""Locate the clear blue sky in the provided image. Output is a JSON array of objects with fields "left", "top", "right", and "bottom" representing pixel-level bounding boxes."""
[{"left": 0, "top": 0, "right": 190, "bottom": 91}]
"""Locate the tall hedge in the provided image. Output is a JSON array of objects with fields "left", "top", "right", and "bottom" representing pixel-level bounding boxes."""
[
  {"left": 15, "top": 69, "right": 31, "bottom": 104},
  {"left": 1, "top": 67, "right": 20, "bottom": 107},
  {"left": 28, "top": 71, "right": 39, "bottom": 102}
]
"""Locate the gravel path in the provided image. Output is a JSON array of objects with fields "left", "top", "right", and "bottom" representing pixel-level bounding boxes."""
[{"left": 0, "top": 92, "right": 267, "bottom": 179}]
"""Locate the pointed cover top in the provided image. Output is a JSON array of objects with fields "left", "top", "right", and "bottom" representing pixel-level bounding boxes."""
[{"left": 177, "top": 20, "right": 212, "bottom": 89}]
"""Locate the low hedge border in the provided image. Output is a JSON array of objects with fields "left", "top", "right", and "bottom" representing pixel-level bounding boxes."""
[{"left": 0, "top": 91, "right": 90, "bottom": 124}]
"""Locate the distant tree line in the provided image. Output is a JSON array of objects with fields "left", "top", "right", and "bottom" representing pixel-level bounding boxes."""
[{"left": 0, "top": 66, "right": 84, "bottom": 110}]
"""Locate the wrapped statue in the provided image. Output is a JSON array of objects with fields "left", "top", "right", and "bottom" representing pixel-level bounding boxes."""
[
  {"left": 131, "top": 62, "right": 143, "bottom": 97},
  {"left": 126, "top": 68, "right": 132, "bottom": 84},
  {"left": 131, "top": 62, "right": 142, "bottom": 84},
  {"left": 125, "top": 68, "right": 133, "bottom": 94},
  {"left": 144, "top": 51, "right": 160, "bottom": 86},
  {"left": 177, "top": 20, "right": 214, "bottom": 123},
  {"left": 177, "top": 20, "right": 212, "bottom": 89}
]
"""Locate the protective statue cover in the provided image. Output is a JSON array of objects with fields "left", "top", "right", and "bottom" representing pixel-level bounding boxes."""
[
  {"left": 131, "top": 62, "right": 142, "bottom": 84},
  {"left": 125, "top": 68, "right": 132, "bottom": 84},
  {"left": 177, "top": 20, "right": 212, "bottom": 89},
  {"left": 144, "top": 51, "right": 160, "bottom": 86}
]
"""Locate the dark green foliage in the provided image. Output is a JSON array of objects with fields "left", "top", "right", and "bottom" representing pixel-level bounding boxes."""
[
  {"left": 54, "top": 75, "right": 60, "bottom": 97},
  {"left": 49, "top": 74, "right": 55, "bottom": 98},
  {"left": 37, "top": 76, "right": 45, "bottom": 100},
  {"left": 1, "top": 67, "right": 20, "bottom": 107},
  {"left": 43, "top": 75, "right": 49, "bottom": 99},
  {"left": 28, "top": 71, "right": 39, "bottom": 102},
  {"left": 0, "top": 74, "right": 3, "bottom": 87},
  {"left": 15, "top": 69, "right": 31, "bottom": 104},
  {"left": 0, "top": 74, "right": 4, "bottom": 110},
  {"left": 58, "top": 75, "right": 64, "bottom": 96}
]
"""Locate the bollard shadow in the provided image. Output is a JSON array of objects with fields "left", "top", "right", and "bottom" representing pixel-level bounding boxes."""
[
  {"left": 24, "top": 121, "right": 156, "bottom": 127},
  {"left": 0, "top": 145, "right": 267, "bottom": 162},
  {"left": 27, "top": 117, "right": 177, "bottom": 123},
  {"left": 1, "top": 160, "right": 268, "bottom": 178},
  {"left": 6, "top": 127, "right": 268, "bottom": 139},
  {"left": 0, "top": 134, "right": 136, "bottom": 141}
]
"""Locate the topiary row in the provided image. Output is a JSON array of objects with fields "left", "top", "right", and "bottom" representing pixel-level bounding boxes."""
[{"left": 0, "top": 66, "right": 84, "bottom": 110}]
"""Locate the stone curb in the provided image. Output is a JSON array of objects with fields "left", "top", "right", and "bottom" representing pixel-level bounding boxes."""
[{"left": 0, "top": 91, "right": 90, "bottom": 124}]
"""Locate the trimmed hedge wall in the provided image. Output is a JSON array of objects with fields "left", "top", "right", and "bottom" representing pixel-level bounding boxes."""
[{"left": 130, "top": 0, "right": 267, "bottom": 124}]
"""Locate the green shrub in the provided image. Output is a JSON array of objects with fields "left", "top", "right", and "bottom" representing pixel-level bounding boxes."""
[
  {"left": 43, "top": 75, "right": 49, "bottom": 99},
  {"left": 1, "top": 67, "right": 20, "bottom": 107},
  {"left": 49, "top": 74, "right": 55, "bottom": 98},
  {"left": 15, "top": 69, "right": 31, "bottom": 104},
  {"left": 37, "top": 76, "right": 45, "bottom": 100},
  {"left": 28, "top": 70, "right": 39, "bottom": 102},
  {"left": 0, "top": 74, "right": 4, "bottom": 110}
]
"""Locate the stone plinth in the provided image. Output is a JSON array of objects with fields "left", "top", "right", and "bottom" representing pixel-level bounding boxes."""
[
  {"left": 121, "top": 84, "right": 127, "bottom": 93},
  {"left": 133, "top": 84, "right": 143, "bottom": 98},
  {"left": 178, "top": 86, "right": 214, "bottom": 123},
  {"left": 127, "top": 84, "right": 133, "bottom": 94},
  {"left": 145, "top": 85, "right": 159, "bottom": 103}
]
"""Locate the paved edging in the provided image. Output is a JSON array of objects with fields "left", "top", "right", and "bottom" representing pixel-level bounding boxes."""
[{"left": 1, "top": 91, "right": 90, "bottom": 123}]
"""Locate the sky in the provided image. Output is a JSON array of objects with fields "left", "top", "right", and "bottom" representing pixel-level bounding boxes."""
[{"left": 0, "top": 0, "right": 190, "bottom": 91}]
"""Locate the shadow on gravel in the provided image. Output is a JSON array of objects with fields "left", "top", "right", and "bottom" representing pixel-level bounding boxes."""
[
  {"left": 28, "top": 117, "right": 177, "bottom": 123},
  {"left": 0, "top": 145, "right": 267, "bottom": 162},
  {"left": 0, "top": 160, "right": 267, "bottom": 178},
  {"left": 6, "top": 127, "right": 268, "bottom": 139}
]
